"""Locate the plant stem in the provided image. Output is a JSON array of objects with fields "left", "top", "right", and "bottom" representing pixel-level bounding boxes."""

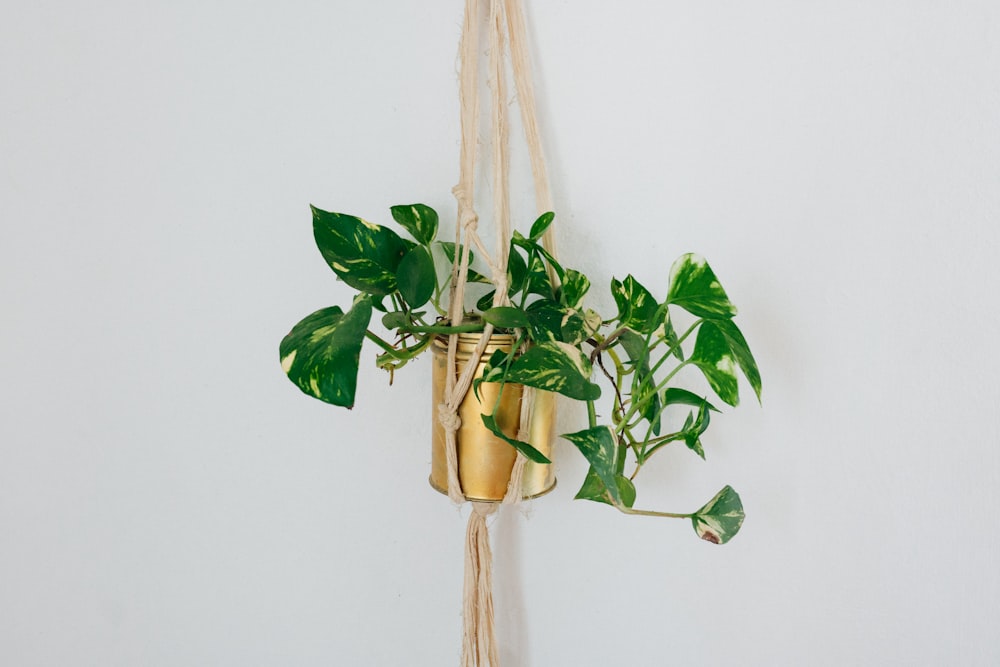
[
  {"left": 615, "top": 505, "right": 691, "bottom": 520},
  {"left": 397, "top": 322, "right": 485, "bottom": 335},
  {"left": 587, "top": 399, "right": 597, "bottom": 429},
  {"left": 365, "top": 331, "right": 397, "bottom": 353}
]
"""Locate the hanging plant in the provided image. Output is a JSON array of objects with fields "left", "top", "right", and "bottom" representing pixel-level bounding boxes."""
[
  {"left": 280, "top": 203, "right": 760, "bottom": 545},
  {"left": 280, "top": 2, "right": 761, "bottom": 663}
]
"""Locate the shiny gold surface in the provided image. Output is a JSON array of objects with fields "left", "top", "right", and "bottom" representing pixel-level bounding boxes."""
[{"left": 431, "top": 334, "right": 556, "bottom": 502}]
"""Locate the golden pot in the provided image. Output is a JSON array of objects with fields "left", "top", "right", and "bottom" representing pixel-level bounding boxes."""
[{"left": 430, "top": 333, "right": 556, "bottom": 502}]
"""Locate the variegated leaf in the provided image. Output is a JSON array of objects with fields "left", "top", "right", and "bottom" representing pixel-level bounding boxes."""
[
  {"left": 506, "top": 342, "right": 601, "bottom": 401},
  {"left": 559, "top": 269, "right": 591, "bottom": 310},
  {"left": 691, "top": 485, "right": 744, "bottom": 544},
  {"left": 525, "top": 252, "right": 555, "bottom": 299},
  {"left": 560, "top": 308, "right": 601, "bottom": 346},
  {"left": 312, "top": 206, "right": 410, "bottom": 296},
  {"left": 473, "top": 349, "right": 511, "bottom": 401},
  {"left": 279, "top": 295, "right": 373, "bottom": 408},
  {"left": 563, "top": 426, "right": 620, "bottom": 504},
  {"left": 529, "top": 211, "right": 555, "bottom": 241},
  {"left": 681, "top": 404, "right": 711, "bottom": 459},
  {"left": 611, "top": 275, "right": 659, "bottom": 334},
  {"left": 617, "top": 329, "right": 662, "bottom": 434},
  {"left": 690, "top": 320, "right": 740, "bottom": 407},
  {"left": 575, "top": 468, "right": 636, "bottom": 508},
  {"left": 390, "top": 203, "right": 438, "bottom": 245},
  {"left": 714, "top": 318, "right": 762, "bottom": 403},
  {"left": 658, "top": 309, "right": 684, "bottom": 361},
  {"left": 525, "top": 299, "right": 564, "bottom": 342},
  {"left": 666, "top": 254, "right": 736, "bottom": 319}
]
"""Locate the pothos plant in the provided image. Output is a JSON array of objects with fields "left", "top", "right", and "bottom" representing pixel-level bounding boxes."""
[{"left": 280, "top": 203, "right": 761, "bottom": 544}]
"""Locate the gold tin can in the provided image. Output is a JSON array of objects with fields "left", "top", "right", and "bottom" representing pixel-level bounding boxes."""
[{"left": 430, "top": 333, "right": 556, "bottom": 502}]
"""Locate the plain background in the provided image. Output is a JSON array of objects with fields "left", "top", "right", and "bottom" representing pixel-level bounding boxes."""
[{"left": 2, "top": 1, "right": 999, "bottom": 665}]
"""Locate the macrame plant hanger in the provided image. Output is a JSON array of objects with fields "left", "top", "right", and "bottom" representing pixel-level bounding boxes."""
[{"left": 437, "top": 0, "right": 557, "bottom": 664}]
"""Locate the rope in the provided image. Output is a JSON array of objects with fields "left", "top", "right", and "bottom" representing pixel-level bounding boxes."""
[{"left": 438, "top": 1, "right": 556, "bottom": 664}]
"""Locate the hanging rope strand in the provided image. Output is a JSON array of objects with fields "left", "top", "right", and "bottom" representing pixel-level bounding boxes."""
[{"left": 445, "top": 0, "right": 558, "bottom": 664}]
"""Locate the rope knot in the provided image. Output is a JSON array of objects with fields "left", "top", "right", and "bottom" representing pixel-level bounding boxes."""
[
  {"left": 492, "top": 275, "right": 509, "bottom": 304},
  {"left": 438, "top": 402, "right": 462, "bottom": 433},
  {"left": 459, "top": 209, "right": 479, "bottom": 231}
]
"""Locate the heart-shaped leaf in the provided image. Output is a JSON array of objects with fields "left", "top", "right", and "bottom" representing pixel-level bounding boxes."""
[
  {"left": 575, "top": 468, "right": 636, "bottom": 508},
  {"left": 563, "top": 426, "right": 620, "bottom": 504},
  {"left": 525, "top": 299, "right": 564, "bottom": 342},
  {"left": 690, "top": 320, "right": 740, "bottom": 407},
  {"left": 396, "top": 246, "right": 435, "bottom": 308},
  {"left": 506, "top": 342, "right": 601, "bottom": 401},
  {"left": 666, "top": 254, "right": 736, "bottom": 319},
  {"left": 507, "top": 245, "right": 528, "bottom": 294},
  {"left": 611, "top": 275, "right": 659, "bottom": 334},
  {"left": 482, "top": 306, "right": 530, "bottom": 329},
  {"left": 560, "top": 308, "right": 601, "bottom": 346},
  {"left": 559, "top": 269, "right": 590, "bottom": 310},
  {"left": 714, "top": 318, "right": 762, "bottom": 403},
  {"left": 279, "top": 295, "right": 373, "bottom": 408},
  {"left": 390, "top": 203, "right": 439, "bottom": 245},
  {"left": 312, "top": 207, "right": 410, "bottom": 296},
  {"left": 691, "top": 485, "right": 744, "bottom": 544}
]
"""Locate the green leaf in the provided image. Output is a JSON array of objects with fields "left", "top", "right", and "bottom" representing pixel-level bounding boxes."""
[
  {"left": 481, "top": 414, "right": 551, "bottom": 464},
  {"left": 563, "top": 426, "right": 620, "bottom": 504},
  {"left": 512, "top": 231, "right": 565, "bottom": 281},
  {"left": 617, "top": 329, "right": 662, "bottom": 435},
  {"left": 529, "top": 211, "right": 555, "bottom": 241},
  {"left": 437, "top": 241, "right": 470, "bottom": 265},
  {"left": 558, "top": 269, "right": 590, "bottom": 310},
  {"left": 381, "top": 311, "right": 409, "bottom": 329},
  {"left": 575, "top": 468, "right": 636, "bottom": 508},
  {"left": 437, "top": 242, "right": 491, "bottom": 284},
  {"left": 662, "top": 388, "right": 719, "bottom": 412},
  {"left": 659, "top": 309, "right": 684, "bottom": 361},
  {"left": 681, "top": 404, "right": 711, "bottom": 459},
  {"left": 560, "top": 308, "right": 601, "bottom": 346},
  {"left": 714, "top": 319, "right": 762, "bottom": 403},
  {"left": 476, "top": 290, "right": 497, "bottom": 312},
  {"left": 482, "top": 306, "right": 530, "bottom": 329},
  {"left": 691, "top": 485, "right": 745, "bottom": 544},
  {"left": 666, "top": 254, "right": 736, "bottom": 319},
  {"left": 690, "top": 320, "right": 740, "bottom": 407},
  {"left": 525, "top": 253, "right": 555, "bottom": 299},
  {"left": 390, "top": 203, "right": 439, "bottom": 245},
  {"left": 396, "top": 246, "right": 435, "bottom": 308},
  {"left": 525, "top": 299, "right": 564, "bottom": 342},
  {"left": 507, "top": 245, "right": 528, "bottom": 294},
  {"left": 506, "top": 342, "right": 601, "bottom": 401},
  {"left": 611, "top": 275, "right": 659, "bottom": 334},
  {"left": 279, "top": 295, "right": 373, "bottom": 408},
  {"left": 312, "top": 206, "right": 410, "bottom": 296},
  {"left": 473, "top": 349, "right": 511, "bottom": 401}
]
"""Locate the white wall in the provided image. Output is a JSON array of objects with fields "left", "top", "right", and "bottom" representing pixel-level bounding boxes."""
[{"left": 2, "top": 1, "right": 998, "bottom": 665}]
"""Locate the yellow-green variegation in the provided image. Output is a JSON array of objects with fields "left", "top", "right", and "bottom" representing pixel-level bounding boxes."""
[
  {"left": 280, "top": 202, "right": 762, "bottom": 546},
  {"left": 279, "top": 295, "right": 373, "bottom": 408},
  {"left": 691, "top": 485, "right": 745, "bottom": 544}
]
